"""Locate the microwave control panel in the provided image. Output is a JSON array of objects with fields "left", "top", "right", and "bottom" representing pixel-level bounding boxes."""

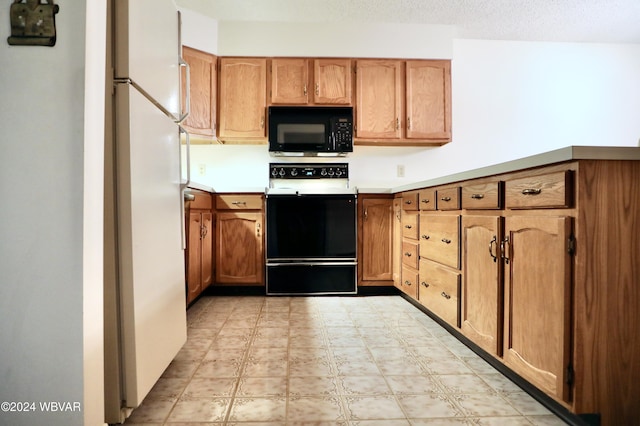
[{"left": 331, "top": 118, "right": 353, "bottom": 149}]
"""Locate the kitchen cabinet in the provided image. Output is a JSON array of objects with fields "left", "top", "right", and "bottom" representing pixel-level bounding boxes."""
[
  {"left": 358, "top": 196, "right": 394, "bottom": 285},
  {"left": 355, "top": 59, "right": 451, "bottom": 145},
  {"left": 181, "top": 46, "right": 216, "bottom": 139},
  {"left": 218, "top": 58, "right": 267, "bottom": 141},
  {"left": 398, "top": 196, "right": 419, "bottom": 298},
  {"left": 184, "top": 190, "right": 213, "bottom": 304},
  {"left": 405, "top": 60, "right": 451, "bottom": 141},
  {"left": 461, "top": 215, "right": 503, "bottom": 356},
  {"left": 392, "top": 197, "right": 403, "bottom": 286},
  {"left": 215, "top": 194, "right": 264, "bottom": 285},
  {"left": 313, "top": 58, "right": 352, "bottom": 104},
  {"left": 355, "top": 59, "right": 402, "bottom": 139},
  {"left": 270, "top": 58, "right": 352, "bottom": 105},
  {"left": 394, "top": 153, "right": 640, "bottom": 425},
  {"left": 503, "top": 215, "right": 572, "bottom": 403}
]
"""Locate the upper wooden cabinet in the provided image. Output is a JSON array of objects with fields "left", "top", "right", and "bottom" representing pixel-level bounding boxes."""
[
  {"left": 355, "top": 60, "right": 402, "bottom": 139},
  {"left": 355, "top": 59, "right": 451, "bottom": 145},
  {"left": 270, "top": 58, "right": 309, "bottom": 104},
  {"left": 218, "top": 57, "right": 268, "bottom": 141},
  {"left": 270, "top": 58, "right": 352, "bottom": 105},
  {"left": 313, "top": 59, "right": 352, "bottom": 104},
  {"left": 181, "top": 46, "right": 217, "bottom": 138},
  {"left": 405, "top": 60, "right": 451, "bottom": 141}
]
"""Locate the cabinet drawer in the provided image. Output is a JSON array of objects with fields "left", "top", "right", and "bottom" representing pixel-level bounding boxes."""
[
  {"left": 418, "top": 259, "right": 460, "bottom": 328},
  {"left": 437, "top": 187, "right": 461, "bottom": 210},
  {"left": 400, "top": 266, "right": 418, "bottom": 299},
  {"left": 461, "top": 181, "right": 502, "bottom": 209},
  {"left": 402, "top": 212, "right": 419, "bottom": 240},
  {"left": 216, "top": 194, "right": 263, "bottom": 210},
  {"left": 187, "top": 191, "right": 212, "bottom": 209},
  {"left": 505, "top": 171, "right": 572, "bottom": 209},
  {"left": 419, "top": 215, "right": 460, "bottom": 269},
  {"left": 418, "top": 189, "right": 436, "bottom": 211},
  {"left": 402, "top": 241, "right": 419, "bottom": 269},
  {"left": 402, "top": 192, "right": 419, "bottom": 211}
]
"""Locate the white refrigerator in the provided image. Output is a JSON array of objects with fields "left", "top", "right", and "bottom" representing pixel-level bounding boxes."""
[{"left": 105, "top": 0, "right": 189, "bottom": 422}]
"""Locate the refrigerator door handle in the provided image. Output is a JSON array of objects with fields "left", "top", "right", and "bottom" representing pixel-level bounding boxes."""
[
  {"left": 177, "top": 56, "right": 190, "bottom": 124},
  {"left": 179, "top": 125, "right": 191, "bottom": 250}
]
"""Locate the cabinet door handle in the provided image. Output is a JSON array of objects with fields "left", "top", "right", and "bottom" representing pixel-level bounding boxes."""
[
  {"left": 421, "top": 235, "right": 430, "bottom": 240},
  {"left": 315, "top": 82, "right": 320, "bottom": 96},
  {"left": 471, "top": 194, "right": 485, "bottom": 199},
  {"left": 407, "top": 116, "right": 411, "bottom": 130},
  {"left": 441, "top": 196, "right": 452, "bottom": 202},
  {"left": 404, "top": 252, "right": 412, "bottom": 257},
  {"left": 256, "top": 222, "right": 261, "bottom": 238},
  {"left": 421, "top": 281, "right": 429, "bottom": 288},
  {"left": 441, "top": 291, "right": 451, "bottom": 300},
  {"left": 441, "top": 238, "right": 451, "bottom": 244},
  {"left": 501, "top": 236, "right": 510, "bottom": 264},
  {"left": 489, "top": 235, "right": 498, "bottom": 262},
  {"left": 396, "top": 117, "right": 400, "bottom": 130},
  {"left": 260, "top": 116, "right": 265, "bottom": 128},
  {"left": 404, "top": 280, "right": 412, "bottom": 286},
  {"left": 303, "top": 84, "right": 307, "bottom": 96},
  {"left": 404, "top": 225, "right": 412, "bottom": 229},
  {"left": 522, "top": 188, "right": 542, "bottom": 195},
  {"left": 364, "top": 208, "right": 368, "bottom": 221}
]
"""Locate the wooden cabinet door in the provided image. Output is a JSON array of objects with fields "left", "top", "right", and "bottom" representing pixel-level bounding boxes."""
[
  {"left": 392, "top": 198, "right": 402, "bottom": 286},
  {"left": 313, "top": 59, "right": 352, "bottom": 104},
  {"left": 218, "top": 58, "right": 267, "bottom": 139},
  {"left": 405, "top": 60, "right": 451, "bottom": 141},
  {"left": 186, "top": 211, "right": 203, "bottom": 304},
  {"left": 361, "top": 198, "right": 393, "bottom": 281},
  {"left": 503, "top": 216, "right": 572, "bottom": 402},
  {"left": 271, "top": 58, "right": 309, "bottom": 104},
  {"left": 216, "top": 212, "right": 264, "bottom": 284},
  {"left": 181, "top": 46, "right": 216, "bottom": 137},
  {"left": 355, "top": 60, "right": 402, "bottom": 139},
  {"left": 200, "top": 211, "right": 213, "bottom": 289},
  {"left": 461, "top": 215, "right": 503, "bottom": 356}
]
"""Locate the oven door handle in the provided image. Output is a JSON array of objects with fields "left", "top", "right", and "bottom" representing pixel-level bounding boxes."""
[{"left": 267, "top": 261, "right": 358, "bottom": 267}]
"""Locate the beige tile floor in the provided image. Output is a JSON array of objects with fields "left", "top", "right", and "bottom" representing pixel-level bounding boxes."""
[{"left": 123, "top": 295, "right": 568, "bottom": 425}]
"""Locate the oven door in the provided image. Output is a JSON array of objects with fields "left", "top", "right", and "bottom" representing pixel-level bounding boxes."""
[
  {"left": 266, "top": 194, "right": 356, "bottom": 260},
  {"left": 265, "top": 192, "right": 357, "bottom": 295}
]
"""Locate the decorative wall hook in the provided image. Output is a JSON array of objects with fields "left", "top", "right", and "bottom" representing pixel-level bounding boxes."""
[{"left": 8, "top": 0, "right": 59, "bottom": 46}]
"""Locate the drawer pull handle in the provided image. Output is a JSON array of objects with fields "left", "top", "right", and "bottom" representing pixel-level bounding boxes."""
[
  {"left": 421, "top": 281, "right": 429, "bottom": 288},
  {"left": 404, "top": 225, "right": 412, "bottom": 229},
  {"left": 404, "top": 252, "right": 412, "bottom": 257},
  {"left": 421, "top": 199, "right": 430, "bottom": 204},
  {"left": 404, "top": 280, "right": 412, "bottom": 286},
  {"left": 441, "top": 238, "right": 451, "bottom": 244},
  {"left": 421, "top": 235, "right": 430, "bottom": 240},
  {"left": 471, "top": 194, "right": 485, "bottom": 199},
  {"left": 441, "top": 196, "right": 452, "bottom": 202},
  {"left": 405, "top": 200, "right": 412, "bottom": 205},
  {"left": 232, "top": 201, "right": 247, "bottom": 206},
  {"left": 441, "top": 291, "right": 451, "bottom": 300},
  {"left": 521, "top": 188, "right": 542, "bottom": 195}
]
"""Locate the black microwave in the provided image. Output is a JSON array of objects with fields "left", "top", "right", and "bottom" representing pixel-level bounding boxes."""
[{"left": 268, "top": 106, "right": 353, "bottom": 156}]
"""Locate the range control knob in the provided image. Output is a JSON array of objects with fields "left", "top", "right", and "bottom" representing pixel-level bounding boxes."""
[
  {"left": 320, "top": 168, "right": 327, "bottom": 177},
  {"left": 290, "top": 168, "right": 298, "bottom": 177},
  {"left": 278, "top": 168, "right": 285, "bottom": 177},
  {"left": 328, "top": 168, "right": 335, "bottom": 177},
  {"left": 271, "top": 168, "right": 278, "bottom": 177},
  {"left": 335, "top": 169, "right": 343, "bottom": 177}
]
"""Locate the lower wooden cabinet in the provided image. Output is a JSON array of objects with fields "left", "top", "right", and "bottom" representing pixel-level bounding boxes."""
[
  {"left": 503, "top": 215, "right": 573, "bottom": 403},
  {"left": 359, "top": 196, "right": 394, "bottom": 285},
  {"left": 215, "top": 194, "right": 264, "bottom": 285},
  {"left": 185, "top": 191, "right": 214, "bottom": 305},
  {"left": 418, "top": 259, "right": 460, "bottom": 328},
  {"left": 461, "top": 215, "right": 503, "bottom": 356}
]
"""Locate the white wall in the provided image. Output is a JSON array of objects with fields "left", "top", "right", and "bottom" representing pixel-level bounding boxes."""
[
  {"left": 179, "top": 7, "right": 218, "bottom": 53},
  {"left": 0, "top": 1, "right": 105, "bottom": 425},
  {"left": 401, "top": 39, "right": 640, "bottom": 182}
]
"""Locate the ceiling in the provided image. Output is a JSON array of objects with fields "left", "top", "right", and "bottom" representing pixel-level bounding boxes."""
[{"left": 176, "top": 0, "right": 640, "bottom": 44}]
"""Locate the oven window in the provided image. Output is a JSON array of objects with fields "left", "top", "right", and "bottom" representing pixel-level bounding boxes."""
[
  {"left": 266, "top": 195, "right": 356, "bottom": 259},
  {"left": 277, "top": 123, "right": 325, "bottom": 145}
]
